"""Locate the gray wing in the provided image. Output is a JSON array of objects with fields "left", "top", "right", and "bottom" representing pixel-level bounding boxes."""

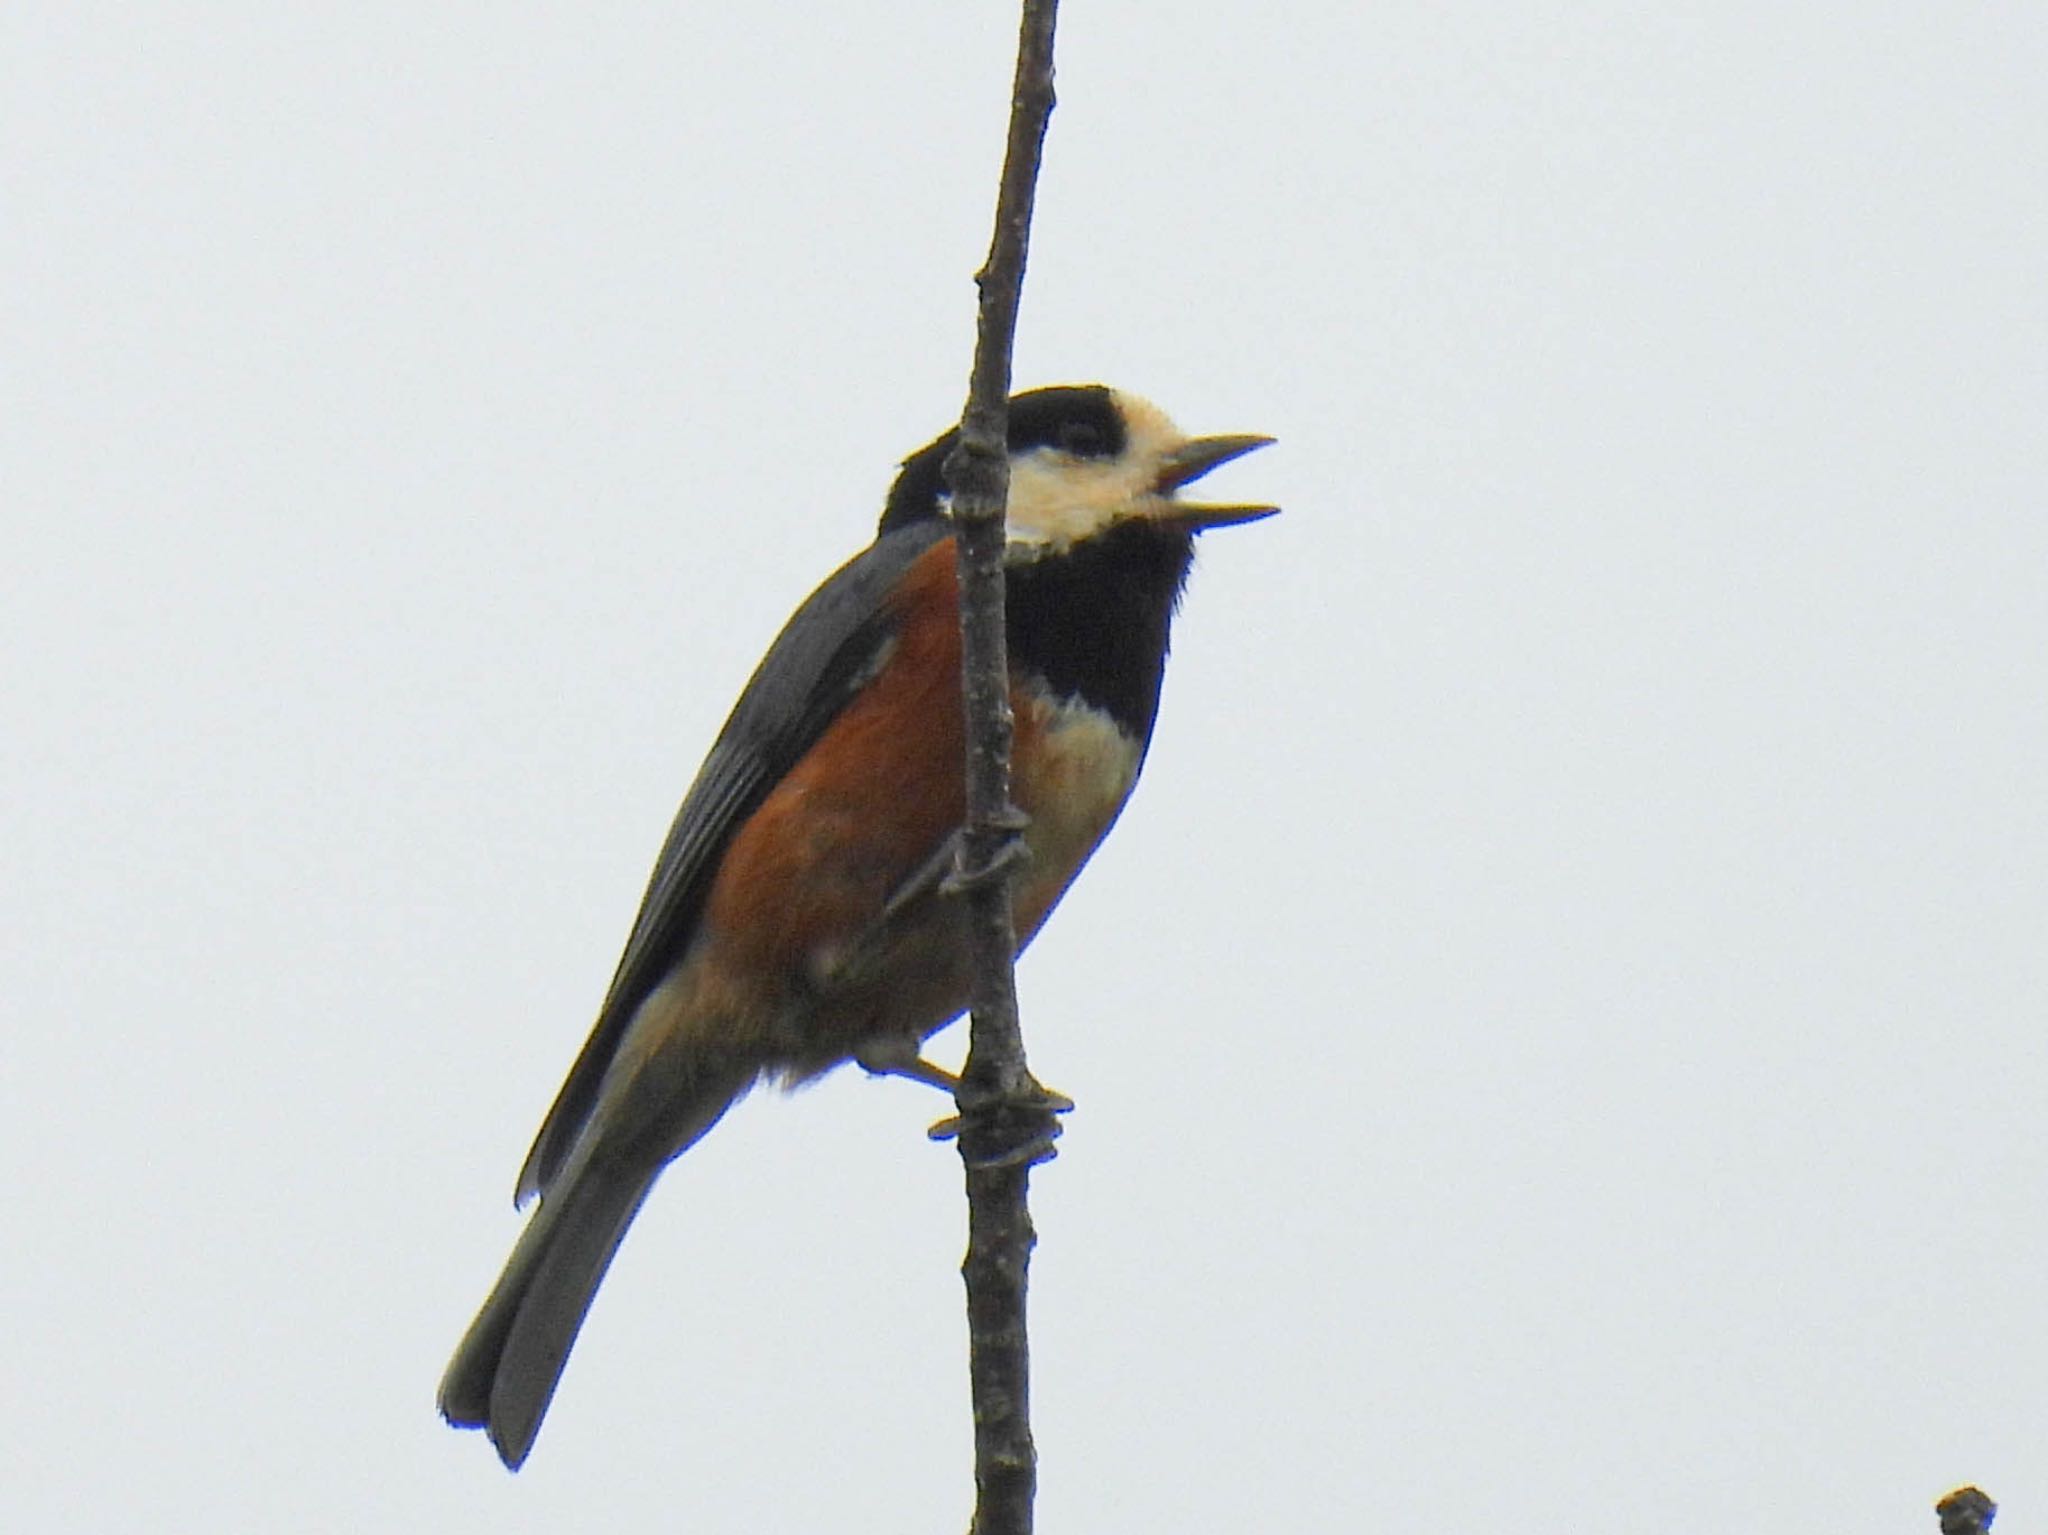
[{"left": 514, "top": 520, "right": 950, "bottom": 1202}]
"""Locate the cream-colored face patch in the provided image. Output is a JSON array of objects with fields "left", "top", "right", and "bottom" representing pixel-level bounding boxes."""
[{"left": 999, "top": 391, "right": 1186, "bottom": 551}]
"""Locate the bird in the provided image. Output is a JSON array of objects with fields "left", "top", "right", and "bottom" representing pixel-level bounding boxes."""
[{"left": 438, "top": 384, "right": 1275, "bottom": 1469}]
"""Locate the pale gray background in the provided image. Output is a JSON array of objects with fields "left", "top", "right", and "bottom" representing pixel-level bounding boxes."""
[{"left": 5, "top": 2, "right": 2043, "bottom": 1530}]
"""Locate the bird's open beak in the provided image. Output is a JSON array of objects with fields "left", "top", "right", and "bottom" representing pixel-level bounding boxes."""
[{"left": 1153, "top": 434, "right": 1279, "bottom": 530}]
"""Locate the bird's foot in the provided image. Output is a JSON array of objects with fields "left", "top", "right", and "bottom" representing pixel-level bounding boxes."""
[
  {"left": 928, "top": 1076, "right": 1073, "bottom": 1169},
  {"left": 939, "top": 811, "right": 1033, "bottom": 898},
  {"left": 857, "top": 1036, "right": 1070, "bottom": 1165}
]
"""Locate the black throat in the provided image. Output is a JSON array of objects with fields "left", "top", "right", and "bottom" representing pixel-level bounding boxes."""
[{"left": 1004, "top": 521, "right": 1196, "bottom": 742}]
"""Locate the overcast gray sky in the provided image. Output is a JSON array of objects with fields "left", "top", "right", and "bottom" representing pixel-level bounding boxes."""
[{"left": 6, "top": 2, "right": 2044, "bottom": 1530}]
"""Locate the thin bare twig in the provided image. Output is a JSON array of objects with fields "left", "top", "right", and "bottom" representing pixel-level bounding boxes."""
[{"left": 941, "top": 2, "right": 1062, "bottom": 1533}]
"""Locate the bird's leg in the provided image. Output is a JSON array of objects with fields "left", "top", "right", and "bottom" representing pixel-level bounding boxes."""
[
  {"left": 821, "top": 833, "right": 968, "bottom": 998},
  {"left": 854, "top": 1033, "right": 962, "bottom": 1095},
  {"left": 856, "top": 1035, "right": 975, "bottom": 1140},
  {"left": 881, "top": 832, "right": 971, "bottom": 923},
  {"left": 841, "top": 829, "right": 1069, "bottom": 1151}
]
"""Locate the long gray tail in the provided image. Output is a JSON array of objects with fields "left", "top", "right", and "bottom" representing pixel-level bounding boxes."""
[{"left": 438, "top": 1070, "right": 745, "bottom": 1469}]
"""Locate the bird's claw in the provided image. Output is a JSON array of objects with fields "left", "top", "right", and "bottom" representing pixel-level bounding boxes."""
[
  {"left": 929, "top": 1080, "right": 1073, "bottom": 1169},
  {"left": 940, "top": 828, "right": 1032, "bottom": 898}
]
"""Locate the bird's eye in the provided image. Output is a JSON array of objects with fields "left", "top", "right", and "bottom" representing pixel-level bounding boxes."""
[{"left": 1057, "top": 422, "right": 1110, "bottom": 458}]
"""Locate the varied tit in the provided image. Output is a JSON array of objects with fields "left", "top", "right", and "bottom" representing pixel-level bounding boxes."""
[{"left": 439, "top": 384, "right": 1276, "bottom": 1468}]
